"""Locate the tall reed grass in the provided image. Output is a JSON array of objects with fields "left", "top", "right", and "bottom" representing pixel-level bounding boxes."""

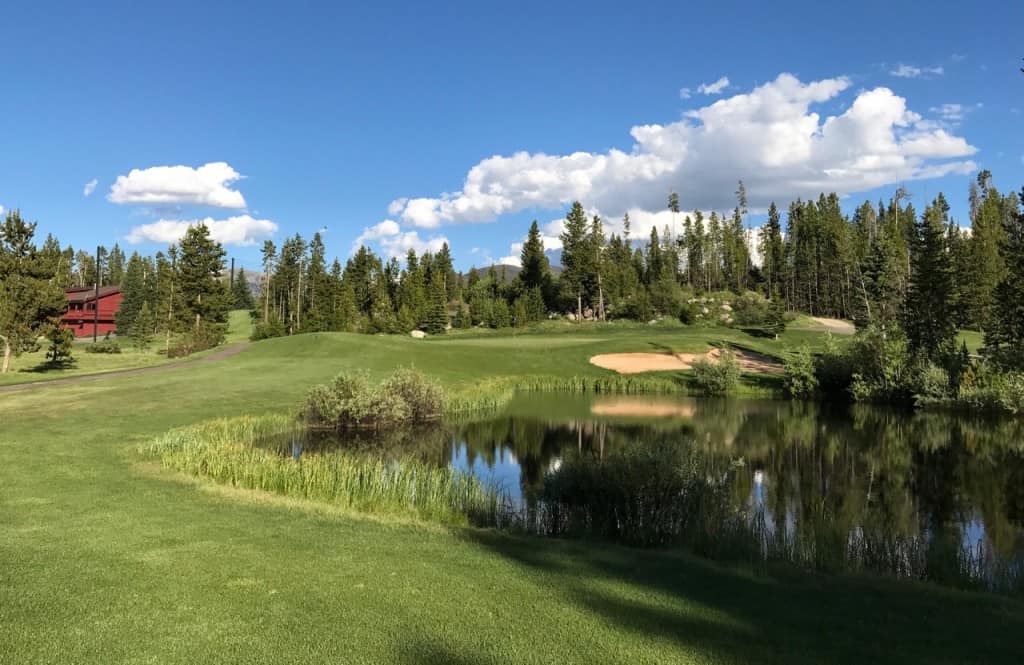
[
  {"left": 445, "top": 374, "right": 688, "bottom": 417},
  {"left": 145, "top": 415, "right": 509, "bottom": 527}
]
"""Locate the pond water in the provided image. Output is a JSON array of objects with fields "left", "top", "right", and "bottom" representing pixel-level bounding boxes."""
[{"left": 286, "top": 393, "right": 1024, "bottom": 589}]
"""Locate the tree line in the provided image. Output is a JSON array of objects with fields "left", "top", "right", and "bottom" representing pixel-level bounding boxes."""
[{"left": 3, "top": 169, "right": 1022, "bottom": 376}]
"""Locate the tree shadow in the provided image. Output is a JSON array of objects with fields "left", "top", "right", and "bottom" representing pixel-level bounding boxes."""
[
  {"left": 22, "top": 359, "right": 77, "bottom": 373},
  {"left": 457, "top": 528, "right": 1024, "bottom": 664},
  {"left": 738, "top": 326, "right": 775, "bottom": 339},
  {"left": 646, "top": 341, "right": 676, "bottom": 355}
]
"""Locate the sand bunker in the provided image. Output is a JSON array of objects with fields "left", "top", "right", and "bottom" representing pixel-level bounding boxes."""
[
  {"left": 590, "top": 398, "right": 696, "bottom": 418},
  {"left": 809, "top": 317, "right": 856, "bottom": 334},
  {"left": 589, "top": 347, "right": 784, "bottom": 375}
]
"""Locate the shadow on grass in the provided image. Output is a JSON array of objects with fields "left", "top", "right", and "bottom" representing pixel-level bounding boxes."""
[
  {"left": 22, "top": 359, "right": 77, "bottom": 373},
  {"left": 738, "top": 326, "right": 775, "bottom": 339},
  {"left": 457, "top": 528, "right": 1024, "bottom": 664}
]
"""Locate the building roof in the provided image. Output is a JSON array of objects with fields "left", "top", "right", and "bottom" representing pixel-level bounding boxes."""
[{"left": 66, "top": 286, "right": 121, "bottom": 303}]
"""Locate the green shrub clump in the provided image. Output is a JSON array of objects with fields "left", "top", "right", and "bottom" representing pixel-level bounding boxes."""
[
  {"left": 85, "top": 339, "right": 122, "bottom": 354},
  {"left": 168, "top": 323, "right": 224, "bottom": 358},
  {"left": 783, "top": 344, "right": 818, "bottom": 398},
  {"left": 303, "top": 368, "right": 445, "bottom": 430},
  {"left": 691, "top": 347, "right": 741, "bottom": 396}
]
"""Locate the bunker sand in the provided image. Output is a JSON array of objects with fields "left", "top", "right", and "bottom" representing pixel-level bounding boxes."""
[{"left": 589, "top": 347, "right": 784, "bottom": 375}]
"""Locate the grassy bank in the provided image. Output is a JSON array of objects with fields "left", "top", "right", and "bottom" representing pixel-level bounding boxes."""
[
  {"left": 147, "top": 415, "right": 506, "bottom": 526},
  {"left": 3, "top": 328, "right": 1023, "bottom": 663}
]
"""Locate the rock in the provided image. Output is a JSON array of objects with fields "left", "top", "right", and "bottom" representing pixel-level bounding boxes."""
[
  {"left": 410, "top": 330, "right": 427, "bottom": 339},
  {"left": 721, "top": 303, "right": 733, "bottom": 312}
]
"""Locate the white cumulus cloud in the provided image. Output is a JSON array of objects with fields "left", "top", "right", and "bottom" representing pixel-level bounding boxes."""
[
  {"left": 83, "top": 179, "right": 98, "bottom": 197},
  {"left": 350, "top": 219, "right": 448, "bottom": 258},
  {"left": 679, "top": 87, "right": 692, "bottom": 100},
  {"left": 697, "top": 76, "right": 730, "bottom": 95},
  {"left": 109, "top": 162, "right": 247, "bottom": 208},
  {"left": 127, "top": 214, "right": 277, "bottom": 246},
  {"left": 388, "top": 73, "right": 976, "bottom": 230},
  {"left": 890, "top": 64, "right": 944, "bottom": 78}
]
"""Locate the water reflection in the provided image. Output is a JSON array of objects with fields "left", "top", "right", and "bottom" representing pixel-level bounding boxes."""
[{"left": 289, "top": 393, "right": 1024, "bottom": 589}]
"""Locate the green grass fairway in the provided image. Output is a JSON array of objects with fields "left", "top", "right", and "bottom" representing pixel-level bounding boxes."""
[{"left": 3, "top": 327, "right": 1022, "bottom": 664}]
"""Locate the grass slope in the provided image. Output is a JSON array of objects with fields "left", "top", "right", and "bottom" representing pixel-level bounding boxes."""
[
  {"left": 0, "top": 310, "right": 253, "bottom": 386},
  {"left": 2, "top": 328, "right": 1022, "bottom": 664}
]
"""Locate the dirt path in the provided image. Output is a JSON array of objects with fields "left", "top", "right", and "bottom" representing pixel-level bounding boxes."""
[
  {"left": 590, "top": 347, "right": 784, "bottom": 375},
  {"left": 0, "top": 342, "right": 251, "bottom": 394}
]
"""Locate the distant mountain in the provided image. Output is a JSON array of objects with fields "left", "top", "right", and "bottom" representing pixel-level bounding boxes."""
[{"left": 463, "top": 263, "right": 563, "bottom": 284}]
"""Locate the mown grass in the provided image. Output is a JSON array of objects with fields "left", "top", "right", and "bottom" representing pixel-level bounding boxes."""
[
  {"left": 3, "top": 327, "right": 1023, "bottom": 664},
  {"left": 0, "top": 309, "right": 253, "bottom": 386}
]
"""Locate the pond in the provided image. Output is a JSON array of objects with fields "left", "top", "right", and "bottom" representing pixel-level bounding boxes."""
[{"left": 285, "top": 393, "right": 1024, "bottom": 591}]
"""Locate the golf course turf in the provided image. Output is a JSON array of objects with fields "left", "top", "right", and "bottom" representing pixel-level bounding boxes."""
[{"left": 2, "top": 323, "right": 1022, "bottom": 664}]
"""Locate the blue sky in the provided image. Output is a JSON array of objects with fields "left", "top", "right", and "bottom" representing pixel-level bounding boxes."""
[{"left": 1, "top": 0, "right": 1021, "bottom": 270}]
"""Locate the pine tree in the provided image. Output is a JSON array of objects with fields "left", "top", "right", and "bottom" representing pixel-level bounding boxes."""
[
  {"left": 303, "top": 233, "right": 329, "bottom": 331},
  {"left": 422, "top": 272, "right": 448, "bottom": 334},
  {"left": 46, "top": 326, "right": 74, "bottom": 366},
  {"left": 766, "top": 291, "right": 787, "bottom": 339},
  {"left": 0, "top": 210, "right": 67, "bottom": 373},
  {"left": 559, "top": 201, "right": 591, "bottom": 320},
  {"left": 590, "top": 215, "right": 606, "bottom": 320},
  {"left": 904, "top": 195, "right": 956, "bottom": 359},
  {"left": 760, "top": 202, "right": 785, "bottom": 297},
  {"left": 986, "top": 187, "right": 1024, "bottom": 367},
  {"left": 107, "top": 243, "right": 126, "bottom": 285},
  {"left": 131, "top": 301, "right": 156, "bottom": 352},
  {"left": 232, "top": 267, "right": 255, "bottom": 310},
  {"left": 965, "top": 171, "right": 1010, "bottom": 329},
  {"left": 520, "top": 221, "right": 550, "bottom": 292},
  {"left": 116, "top": 252, "right": 148, "bottom": 334},
  {"left": 260, "top": 240, "right": 276, "bottom": 324},
  {"left": 176, "top": 224, "right": 229, "bottom": 336}
]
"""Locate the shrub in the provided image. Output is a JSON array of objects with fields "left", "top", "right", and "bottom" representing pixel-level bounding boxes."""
[
  {"left": 730, "top": 291, "right": 770, "bottom": 326},
  {"left": 379, "top": 368, "right": 446, "bottom": 421},
  {"left": 45, "top": 327, "right": 75, "bottom": 366},
  {"left": 251, "top": 313, "right": 286, "bottom": 341},
  {"left": 302, "top": 368, "right": 446, "bottom": 430},
  {"left": 784, "top": 344, "right": 818, "bottom": 398},
  {"left": 168, "top": 323, "right": 225, "bottom": 358},
  {"left": 84, "top": 339, "right": 122, "bottom": 354},
  {"left": 959, "top": 366, "right": 1024, "bottom": 415},
  {"left": 692, "top": 347, "right": 741, "bottom": 396},
  {"left": 847, "top": 326, "right": 912, "bottom": 403},
  {"left": 910, "top": 360, "right": 951, "bottom": 406}
]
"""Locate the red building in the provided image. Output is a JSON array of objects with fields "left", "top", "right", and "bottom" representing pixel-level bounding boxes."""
[{"left": 62, "top": 286, "right": 123, "bottom": 338}]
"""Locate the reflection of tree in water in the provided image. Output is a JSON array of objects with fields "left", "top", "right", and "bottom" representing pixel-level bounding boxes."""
[
  {"left": 289, "top": 397, "right": 1024, "bottom": 576},
  {"left": 690, "top": 401, "right": 1024, "bottom": 557}
]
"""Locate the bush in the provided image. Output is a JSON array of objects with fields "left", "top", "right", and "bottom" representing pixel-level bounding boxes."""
[
  {"left": 847, "top": 326, "right": 912, "bottom": 403},
  {"left": 379, "top": 368, "right": 446, "bottom": 421},
  {"left": 730, "top": 291, "right": 770, "bottom": 326},
  {"left": 302, "top": 368, "right": 445, "bottom": 430},
  {"left": 959, "top": 365, "right": 1024, "bottom": 415},
  {"left": 251, "top": 313, "right": 286, "bottom": 341},
  {"left": 168, "top": 323, "right": 224, "bottom": 358},
  {"left": 784, "top": 345, "right": 818, "bottom": 398},
  {"left": 910, "top": 360, "right": 951, "bottom": 406},
  {"left": 692, "top": 347, "right": 741, "bottom": 396},
  {"left": 84, "top": 339, "right": 122, "bottom": 354}
]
